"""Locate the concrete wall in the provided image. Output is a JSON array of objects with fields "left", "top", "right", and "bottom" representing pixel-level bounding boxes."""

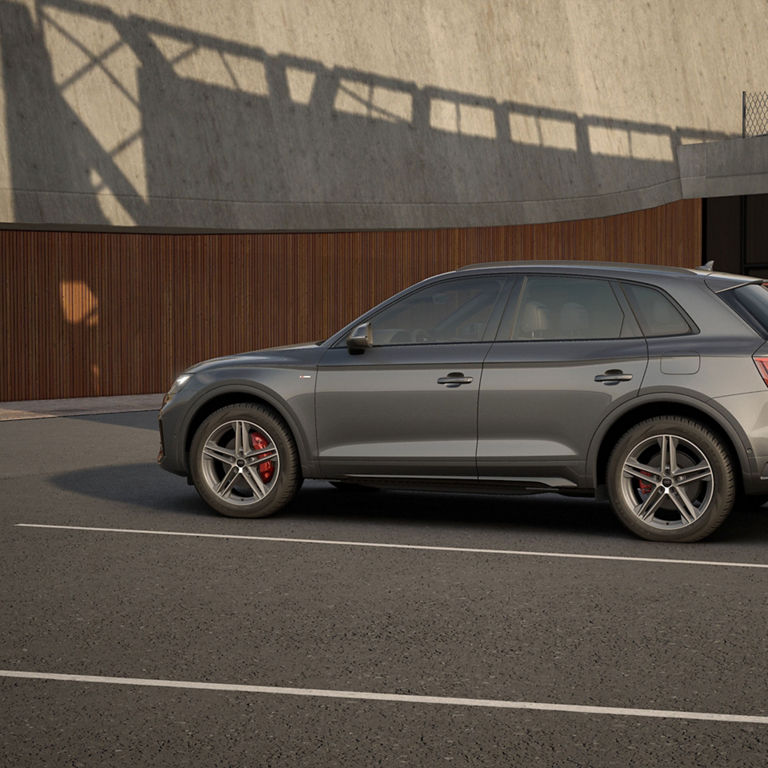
[{"left": 1, "top": 0, "right": 767, "bottom": 231}]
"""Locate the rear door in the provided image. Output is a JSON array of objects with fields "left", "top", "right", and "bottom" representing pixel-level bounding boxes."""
[{"left": 477, "top": 275, "right": 648, "bottom": 488}]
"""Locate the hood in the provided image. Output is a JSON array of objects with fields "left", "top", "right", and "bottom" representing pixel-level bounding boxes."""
[{"left": 186, "top": 341, "right": 325, "bottom": 374}]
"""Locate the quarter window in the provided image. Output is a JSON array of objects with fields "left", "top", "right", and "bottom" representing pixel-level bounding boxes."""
[
  {"left": 507, "top": 276, "right": 628, "bottom": 340},
  {"left": 622, "top": 283, "right": 693, "bottom": 337}
]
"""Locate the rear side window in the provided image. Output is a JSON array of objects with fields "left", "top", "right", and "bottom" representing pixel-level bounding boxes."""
[
  {"left": 720, "top": 283, "right": 768, "bottom": 338},
  {"left": 622, "top": 283, "right": 693, "bottom": 337},
  {"left": 506, "top": 276, "right": 630, "bottom": 340}
]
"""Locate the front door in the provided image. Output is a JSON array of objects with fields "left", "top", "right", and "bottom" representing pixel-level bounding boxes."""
[{"left": 316, "top": 275, "right": 510, "bottom": 480}]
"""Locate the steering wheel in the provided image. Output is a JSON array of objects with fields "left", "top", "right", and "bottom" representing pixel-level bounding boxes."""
[{"left": 411, "top": 328, "right": 434, "bottom": 343}]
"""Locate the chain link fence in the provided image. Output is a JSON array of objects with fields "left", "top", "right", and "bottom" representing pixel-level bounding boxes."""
[{"left": 743, "top": 91, "right": 768, "bottom": 137}]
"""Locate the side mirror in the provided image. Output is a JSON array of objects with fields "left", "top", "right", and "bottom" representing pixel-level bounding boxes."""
[{"left": 346, "top": 322, "right": 373, "bottom": 354}]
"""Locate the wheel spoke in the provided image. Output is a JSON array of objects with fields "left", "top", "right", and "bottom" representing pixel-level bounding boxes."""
[
  {"left": 623, "top": 459, "right": 661, "bottom": 482},
  {"left": 245, "top": 448, "right": 278, "bottom": 465},
  {"left": 203, "top": 443, "right": 236, "bottom": 465},
  {"left": 635, "top": 486, "right": 666, "bottom": 521},
  {"left": 658, "top": 435, "right": 668, "bottom": 474},
  {"left": 669, "top": 486, "right": 701, "bottom": 524},
  {"left": 235, "top": 421, "right": 250, "bottom": 456},
  {"left": 667, "top": 436, "right": 678, "bottom": 473},
  {"left": 241, "top": 466, "right": 267, "bottom": 499},
  {"left": 234, "top": 421, "right": 242, "bottom": 455},
  {"left": 673, "top": 462, "right": 713, "bottom": 486},
  {"left": 215, "top": 465, "right": 239, "bottom": 498}
]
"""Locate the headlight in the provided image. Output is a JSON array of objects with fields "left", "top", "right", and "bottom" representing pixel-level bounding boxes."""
[{"left": 162, "top": 373, "right": 191, "bottom": 407}]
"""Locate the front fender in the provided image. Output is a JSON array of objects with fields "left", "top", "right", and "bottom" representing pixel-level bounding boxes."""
[{"left": 163, "top": 366, "right": 318, "bottom": 477}]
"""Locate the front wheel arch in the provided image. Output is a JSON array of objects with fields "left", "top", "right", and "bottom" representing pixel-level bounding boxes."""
[{"left": 182, "top": 388, "right": 312, "bottom": 476}]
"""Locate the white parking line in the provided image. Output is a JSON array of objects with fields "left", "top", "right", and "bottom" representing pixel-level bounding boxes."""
[
  {"left": 15, "top": 523, "right": 768, "bottom": 570},
  {"left": 1, "top": 669, "right": 766, "bottom": 724}
]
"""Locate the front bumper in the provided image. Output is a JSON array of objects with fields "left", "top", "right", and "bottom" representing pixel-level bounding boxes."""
[{"left": 157, "top": 401, "right": 189, "bottom": 477}]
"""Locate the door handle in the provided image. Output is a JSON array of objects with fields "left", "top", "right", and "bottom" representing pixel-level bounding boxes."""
[
  {"left": 594, "top": 370, "right": 633, "bottom": 385},
  {"left": 437, "top": 372, "right": 473, "bottom": 387}
]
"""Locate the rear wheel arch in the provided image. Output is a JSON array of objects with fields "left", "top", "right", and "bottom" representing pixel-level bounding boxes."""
[{"left": 590, "top": 397, "right": 749, "bottom": 492}]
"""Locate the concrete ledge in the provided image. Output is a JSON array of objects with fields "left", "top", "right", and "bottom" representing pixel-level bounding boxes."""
[
  {"left": 679, "top": 135, "right": 768, "bottom": 199},
  {"left": 0, "top": 394, "right": 164, "bottom": 421},
  {"left": 8, "top": 179, "right": 685, "bottom": 231}
]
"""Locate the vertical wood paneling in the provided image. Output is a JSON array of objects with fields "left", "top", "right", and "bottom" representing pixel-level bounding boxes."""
[{"left": 0, "top": 199, "right": 701, "bottom": 400}]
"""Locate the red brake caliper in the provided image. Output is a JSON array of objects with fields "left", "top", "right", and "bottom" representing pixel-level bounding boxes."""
[
  {"left": 638, "top": 471, "right": 652, "bottom": 495},
  {"left": 250, "top": 432, "right": 275, "bottom": 483}
]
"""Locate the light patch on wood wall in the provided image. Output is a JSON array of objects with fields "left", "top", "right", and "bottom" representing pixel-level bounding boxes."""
[{"left": 59, "top": 280, "right": 99, "bottom": 327}]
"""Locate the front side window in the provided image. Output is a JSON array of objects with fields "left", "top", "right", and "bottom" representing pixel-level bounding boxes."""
[
  {"left": 367, "top": 277, "right": 505, "bottom": 345},
  {"left": 505, "top": 276, "right": 629, "bottom": 341}
]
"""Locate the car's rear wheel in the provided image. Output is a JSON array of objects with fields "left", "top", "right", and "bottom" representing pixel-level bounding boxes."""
[
  {"left": 607, "top": 416, "right": 734, "bottom": 542},
  {"left": 190, "top": 403, "right": 301, "bottom": 518}
]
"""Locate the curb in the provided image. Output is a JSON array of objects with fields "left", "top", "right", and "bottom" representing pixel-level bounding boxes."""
[{"left": 0, "top": 394, "right": 164, "bottom": 421}]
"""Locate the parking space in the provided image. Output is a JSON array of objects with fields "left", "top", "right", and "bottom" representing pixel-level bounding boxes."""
[{"left": 2, "top": 410, "right": 768, "bottom": 765}]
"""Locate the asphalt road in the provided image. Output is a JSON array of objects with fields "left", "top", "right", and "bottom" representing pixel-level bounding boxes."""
[{"left": 2, "top": 411, "right": 768, "bottom": 766}]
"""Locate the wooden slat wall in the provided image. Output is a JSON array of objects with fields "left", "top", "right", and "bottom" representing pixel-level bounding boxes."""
[{"left": 0, "top": 199, "right": 701, "bottom": 400}]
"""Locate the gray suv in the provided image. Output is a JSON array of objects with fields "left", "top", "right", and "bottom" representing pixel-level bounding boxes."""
[{"left": 158, "top": 262, "right": 768, "bottom": 542}]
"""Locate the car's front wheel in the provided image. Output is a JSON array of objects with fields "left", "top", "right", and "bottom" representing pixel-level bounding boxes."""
[
  {"left": 607, "top": 416, "right": 735, "bottom": 542},
  {"left": 190, "top": 403, "right": 301, "bottom": 518}
]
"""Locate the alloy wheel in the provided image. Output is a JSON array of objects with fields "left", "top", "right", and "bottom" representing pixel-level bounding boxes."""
[
  {"left": 200, "top": 419, "right": 280, "bottom": 505},
  {"left": 619, "top": 433, "right": 714, "bottom": 530}
]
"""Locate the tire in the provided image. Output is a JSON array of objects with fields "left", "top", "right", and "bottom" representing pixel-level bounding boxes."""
[
  {"left": 190, "top": 403, "right": 301, "bottom": 518},
  {"left": 607, "top": 416, "right": 735, "bottom": 542}
]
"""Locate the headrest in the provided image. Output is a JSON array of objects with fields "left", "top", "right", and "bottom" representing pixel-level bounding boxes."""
[{"left": 519, "top": 301, "right": 549, "bottom": 338}]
